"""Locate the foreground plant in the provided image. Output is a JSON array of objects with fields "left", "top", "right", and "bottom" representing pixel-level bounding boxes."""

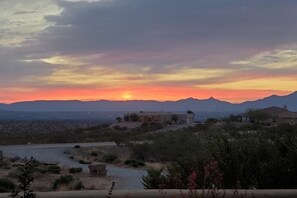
[
  {"left": 10, "top": 157, "right": 37, "bottom": 198},
  {"left": 143, "top": 160, "right": 253, "bottom": 198}
]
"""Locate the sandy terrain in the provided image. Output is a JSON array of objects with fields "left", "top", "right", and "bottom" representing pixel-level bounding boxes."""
[{"left": 0, "top": 157, "right": 112, "bottom": 192}]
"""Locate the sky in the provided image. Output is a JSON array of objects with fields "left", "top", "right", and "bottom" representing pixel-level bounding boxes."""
[{"left": 0, "top": 0, "right": 297, "bottom": 103}]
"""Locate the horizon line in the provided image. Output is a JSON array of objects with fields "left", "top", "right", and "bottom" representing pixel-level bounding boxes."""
[{"left": 1, "top": 90, "right": 296, "bottom": 105}]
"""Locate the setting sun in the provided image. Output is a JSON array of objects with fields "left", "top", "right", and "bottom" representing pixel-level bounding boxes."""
[{"left": 121, "top": 92, "right": 133, "bottom": 100}]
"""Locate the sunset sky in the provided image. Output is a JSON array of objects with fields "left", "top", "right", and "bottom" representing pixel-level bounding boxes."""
[{"left": 0, "top": 0, "right": 297, "bottom": 103}]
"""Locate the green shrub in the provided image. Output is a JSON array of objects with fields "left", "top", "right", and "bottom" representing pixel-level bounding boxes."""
[
  {"left": 0, "top": 160, "right": 10, "bottom": 168},
  {"left": 68, "top": 180, "right": 84, "bottom": 190},
  {"left": 8, "top": 169, "right": 22, "bottom": 179},
  {"left": 78, "top": 160, "right": 91, "bottom": 164},
  {"left": 10, "top": 157, "right": 37, "bottom": 198},
  {"left": 102, "top": 154, "right": 118, "bottom": 163},
  {"left": 124, "top": 159, "right": 145, "bottom": 167},
  {"left": 47, "top": 165, "right": 61, "bottom": 174},
  {"left": 90, "top": 152, "right": 98, "bottom": 157},
  {"left": 52, "top": 175, "right": 74, "bottom": 190},
  {"left": 0, "top": 178, "right": 15, "bottom": 193},
  {"left": 113, "top": 159, "right": 122, "bottom": 164},
  {"left": 142, "top": 168, "right": 165, "bottom": 189},
  {"left": 52, "top": 175, "right": 84, "bottom": 190},
  {"left": 69, "top": 167, "right": 83, "bottom": 174},
  {"left": 34, "top": 167, "right": 47, "bottom": 174}
]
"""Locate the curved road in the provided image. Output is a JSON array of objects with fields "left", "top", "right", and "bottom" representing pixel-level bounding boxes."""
[{"left": 0, "top": 142, "right": 147, "bottom": 190}]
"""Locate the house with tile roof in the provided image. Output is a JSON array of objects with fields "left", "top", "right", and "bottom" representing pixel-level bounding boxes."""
[{"left": 241, "top": 105, "right": 297, "bottom": 125}]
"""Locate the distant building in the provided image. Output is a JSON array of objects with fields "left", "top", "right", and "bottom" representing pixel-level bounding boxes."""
[
  {"left": 241, "top": 106, "right": 297, "bottom": 125},
  {"left": 125, "top": 111, "right": 194, "bottom": 125}
]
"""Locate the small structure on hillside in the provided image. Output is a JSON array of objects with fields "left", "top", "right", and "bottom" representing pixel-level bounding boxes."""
[
  {"left": 88, "top": 163, "right": 107, "bottom": 177},
  {"left": 0, "top": 150, "right": 3, "bottom": 161},
  {"left": 240, "top": 106, "right": 297, "bottom": 125},
  {"left": 123, "top": 111, "right": 194, "bottom": 125}
]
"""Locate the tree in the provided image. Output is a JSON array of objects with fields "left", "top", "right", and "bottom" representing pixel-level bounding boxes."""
[
  {"left": 115, "top": 117, "right": 122, "bottom": 123},
  {"left": 142, "top": 168, "right": 166, "bottom": 189},
  {"left": 123, "top": 114, "right": 130, "bottom": 122},
  {"left": 187, "top": 110, "right": 195, "bottom": 121},
  {"left": 171, "top": 114, "right": 178, "bottom": 123},
  {"left": 129, "top": 113, "right": 140, "bottom": 122},
  {"left": 246, "top": 109, "right": 269, "bottom": 123},
  {"left": 10, "top": 157, "right": 37, "bottom": 198}
]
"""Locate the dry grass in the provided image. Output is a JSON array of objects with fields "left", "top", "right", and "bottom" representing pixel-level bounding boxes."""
[{"left": 0, "top": 157, "right": 112, "bottom": 192}]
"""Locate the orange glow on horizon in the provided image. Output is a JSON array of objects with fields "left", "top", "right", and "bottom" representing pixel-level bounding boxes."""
[
  {"left": 0, "top": 86, "right": 291, "bottom": 104},
  {"left": 121, "top": 92, "right": 133, "bottom": 100}
]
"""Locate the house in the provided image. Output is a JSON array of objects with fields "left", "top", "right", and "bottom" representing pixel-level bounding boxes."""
[
  {"left": 124, "top": 111, "right": 194, "bottom": 125},
  {"left": 241, "top": 106, "right": 297, "bottom": 125}
]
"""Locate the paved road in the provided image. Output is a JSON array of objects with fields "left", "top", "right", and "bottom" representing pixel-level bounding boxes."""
[
  {"left": 0, "top": 142, "right": 147, "bottom": 190},
  {"left": 0, "top": 142, "right": 116, "bottom": 150}
]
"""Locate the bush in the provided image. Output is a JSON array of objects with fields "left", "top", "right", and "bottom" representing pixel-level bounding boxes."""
[
  {"left": 52, "top": 175, "right": 74, "bottom": 190},
  {"left": 46, "top": 165, "right": 61, "bottom": 174},
  {"left": 10, "top": 157, "right": 37, "bottom": 198},
  {"left": 52, "top": 175, "right": 84, "bottom": 190},
  {"left": 69, "top": 167, "right": 83, "bottom": 174},
  {"left": 113, "top": 159, "right": 122, "bottom": 164},
  {"left": 124, "top": 159, "right": 145, "bottom": 167},
  {"left": 90, "top": 152, "right": 98, "bottom": 157},
  {"left": 0, "top": 160, "right": 10, "bottom": 168},
  {"left": 68, "top": 180, "right": 84, "bottom": 190},
  {"left": 78, "top": 160, "right": 91, "bottom": 164},
  {"left": 8, "top": 169, "right": 22, "bottom": 179},
  {"left": 0, "top": 178, "right": 15, "bottom": 193},
  {"left": 102, "top": 154, "right": 118, "bottom": 163},
  {"left": 142, "top": 168, "right": 165, "bottom": 189},
  {"left": 74, "top": 145, "right": 80, "bottom": 149}
]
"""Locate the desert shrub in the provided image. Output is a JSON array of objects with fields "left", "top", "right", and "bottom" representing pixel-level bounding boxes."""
[
  {"left": 130, "top": 144, "right": 151, "bottom": 161},
  {"left": 0, "top": 160, "right": 10, "bottom": 168},
  {"left": 78, "top": 160, "right": 91, "bottom": 164},
  {"left": 102, "top": 154, "right": 118, "bottom": 163},
  {"left": 69, "top": 167, "right": 83, "bottom": 174},
  {"left": 90, "top": 151, "right": 98, "bottom": 157},
  {"left": 0, "top": 178, "right": 15, "bottom": 193},
  {"left": 142, "top": 160, "right": 222, "bottom": 189},
  {"left": 10, "top": 157, "right": 37, "bottom": 198},
  {"left": 46, "top": 165, "right": 61, "bottom": 174},
  {"left": 74, "top": 145, "right": 80, "bottom": 149},
  {"left": 142, "top": 168, "right": 166, "bottom": 189},
  {"left": 139, "top": 122, "right": 163, "bottom": 132},
  {"left": 52, "top": 175, "right": 74, "bottom": 190},
  {"left": 113, "top": 125, "right": 120, "bottom": 130},
  {"left": 124, "top": 159, "right": 145, "bottom": 167},
  {"left": 68, "top": 180, "right": 84, "bottom": 190},
  {"left": 52, "top": 175, "right": 84, "bottom": 190},
  {"left": 34, "top": 166, "right": 47, "bottom": 174},
  {"left": 113, "top": 159, "right": 122, "bottom": 164},
  {"left": 8, "top": 169, "right": 22, "bottom": 179},
  {"left": 9, "top": 156, "right": 21, "bottom": 163}
]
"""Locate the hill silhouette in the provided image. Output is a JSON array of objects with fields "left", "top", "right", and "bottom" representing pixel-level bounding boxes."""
[{"left": 0, "top": 91, "right": 296, "bottom": 112}]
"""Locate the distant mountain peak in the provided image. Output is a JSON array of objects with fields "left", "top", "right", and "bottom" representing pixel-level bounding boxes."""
[{"left": 0, "top": 91, "right": 296, "bottom": 112}]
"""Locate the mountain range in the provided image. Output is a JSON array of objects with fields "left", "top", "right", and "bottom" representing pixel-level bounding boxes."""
[{"left": 0, "top": 91, "right": 296, "bottom": 113}]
